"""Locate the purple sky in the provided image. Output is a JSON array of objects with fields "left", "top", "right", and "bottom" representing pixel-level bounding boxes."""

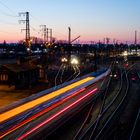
[{"left": 0, "top": 0, "right": 140, "bottom": 44}]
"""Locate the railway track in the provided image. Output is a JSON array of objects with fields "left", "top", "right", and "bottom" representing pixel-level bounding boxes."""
[
  {"left": 36, "top": 61, "right": 139, "bottom": 140},
  {"left": 128, "top": 66, "right": 140, "bottom": 140},
  {"left": 72, "top": 61, "right": 116, "bottom": 140},
  {"left": 129, "top": 108, "right": 140, "bottom": 140},
  {"left": 74, "top": 63, "right": 136, "bottom": 140},
  {"left": 73, "top": 70, "right": 112, "bottom": 140}
]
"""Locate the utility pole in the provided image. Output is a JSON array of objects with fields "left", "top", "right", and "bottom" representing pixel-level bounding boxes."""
[
  {"left": 106, "top": 37, "right": 110, "bottom": 45},
  {"left": 134, "top": 30, "right": 138, "bottom": 55},
  {"left": 103, "top": 38, "right": 106, "bottom": 44},
  {"left": 19, "top": 12, "right": 30, "bottom": 48},
  {"left": 106, "top": 37, "right": 110, "bottom": 57},
  {"left": 135, "top": 30, "right": 137, "bottom": 45},
  {"left": 68, "top": 27, "right": 71, "bottom": 63},
  {"left": 68, "top": 27, "right": 71, "bottom": 44}
]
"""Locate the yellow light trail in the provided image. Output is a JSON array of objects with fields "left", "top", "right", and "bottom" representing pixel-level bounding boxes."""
[{"left": 0, "top": 77, "right": 94, "bottom": 123}]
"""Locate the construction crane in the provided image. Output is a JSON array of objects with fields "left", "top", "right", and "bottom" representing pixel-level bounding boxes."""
[{"left": 71, "top": 36, "right": 80, "bottom": 43}]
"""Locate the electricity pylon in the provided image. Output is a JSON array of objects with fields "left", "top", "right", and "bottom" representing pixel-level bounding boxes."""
[{"left": 19, "top": 12, "right": 31, "bottom": 48}]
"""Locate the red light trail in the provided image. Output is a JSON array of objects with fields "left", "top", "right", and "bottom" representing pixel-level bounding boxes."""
[
  {"left": 0, "top": 88, "right": 85, "bottom": 139},
  {"left": 17, "top": 88, "right": 98, "bottom": 140}
]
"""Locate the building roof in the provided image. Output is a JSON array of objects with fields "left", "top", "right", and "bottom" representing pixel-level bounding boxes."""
[{"left": 2, "top": 63, "right": 38, "bottom": 73}]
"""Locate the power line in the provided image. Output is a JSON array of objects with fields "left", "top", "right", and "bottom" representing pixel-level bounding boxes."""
[
  {"left": 0, "top": 30, "right": 13, "bottom": 34},
  {"left": 0, "top": 19, "right": 18, "bottom": 25},
  {"left": 30, "top": 25, "right": 40, "bottom": 34},
  {"left": 0, "top": 9, "right": 18, "bottom": 17},
  {"left": 0, "top": 0, "right": 18, "bottom": 17},
  {"left": 30, "top": 14, "right": 42, "bottom": 25}
]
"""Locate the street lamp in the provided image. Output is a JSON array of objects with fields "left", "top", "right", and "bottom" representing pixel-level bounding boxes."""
[
  {"left": 70, "top": 58, "right": 79, "bottom": 65},
  {"left": 61, "top": 57, "right": 68, "bottom": 63}
]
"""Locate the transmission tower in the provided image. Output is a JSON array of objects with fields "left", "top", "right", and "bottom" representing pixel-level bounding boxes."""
[
  {"left": 50, "top": 28, "right": 52, "bottom": 43},
  {"left": 40, "top": 25, "right": 47, "bottom": 43},
  {"left": 19, "top": 12, "right": 30, "bottom": 48},
  {"left": 40, "top": 26, "right": 52, "bottom": 44}
]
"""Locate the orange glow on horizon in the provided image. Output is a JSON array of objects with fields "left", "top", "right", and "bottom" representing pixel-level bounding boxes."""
[{"left": 0, "top": 30, "right": 135, "bottom": 44}]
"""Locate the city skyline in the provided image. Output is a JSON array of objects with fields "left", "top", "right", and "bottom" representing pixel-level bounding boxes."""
[{"left": 0, "top": 0, "right": 140, "bottom": 44}]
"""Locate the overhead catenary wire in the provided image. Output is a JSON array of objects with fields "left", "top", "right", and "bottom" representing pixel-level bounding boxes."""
[
  {"left": 30, "top": 14, "right": 43, "bottom": 25},
  {"left": 0, "top": 30, "right": 14, "bottom": 34},
  {"left": 0, "top": 0, "right": 18, "bottom": 17},
  {"left": 30, "top": 25, "right": 41, "bottom": 36},
  {"left": 74, "top": 65, "right": 80, "bottom": 79},
  {"left": 54, "top": 64, "right": 64, "bottom": 89},
  {"left": 60, "top": 65, "right": 66, "bottom": 83},
  {"left": 0, "top": 0, "right": 67, "bottom": 42},
  {"left": 0, "top": 1, "right": 43, "bottom": 39},
  {"left": 30, "top": 14, "right": 67, "bottom": 39},
  {"left": 65, "top": 65, "right": 77, "bottom": 82},
  {"left": 0, "top": 9, "right": 18, "bottom": 17},
  {"left": 0, "top": 19, "right": 18, "bottom": 25},
  {"left": 0, "top": 0, "right": 69, "bottom": 42}
]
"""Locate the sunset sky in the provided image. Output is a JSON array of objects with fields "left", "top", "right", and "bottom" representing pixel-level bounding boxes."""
[{"left": 0, "top": 0, "right": 140, "bottom": 43}]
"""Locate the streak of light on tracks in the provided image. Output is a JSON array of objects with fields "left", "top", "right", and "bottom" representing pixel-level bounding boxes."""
[
  {"left": 0, "top": 77, "right": 94, "bottom": 123},
  {"left": 17, "top": 88, "right": 98, "bottom": 140},
  {"left": 0, "top": 88, "right": 85, "bottom": 139}
]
